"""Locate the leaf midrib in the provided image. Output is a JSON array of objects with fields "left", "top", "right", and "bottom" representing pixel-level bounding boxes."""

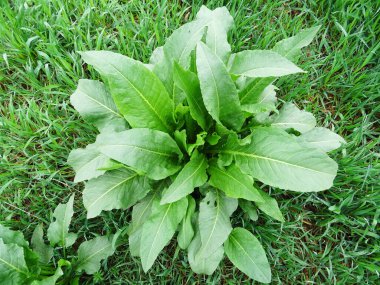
[
  {"left": 165, "top": 157, "right": 205, "bottom": 200},
  {"left": 211, "top": 166, "right": 261, "bottom": 200},
  {"left": 223, "top": 150, "right": 334, "bottom": 176},
  {"left": 0, "top": 256, "right": 28, "bottom": 275},
  {"left": 272, "top": 122, "right": 312, "bottom": 126},
  {"left": 199, "top": 191, "right": 221, "bottom": 255},
  {"left": 75, "top": 153, "right": 104, "bottom": 176},
  {"left": 239, "top": 66, "right": 300, "bottom": 75},
  {"left": 230, "top": 234, "right": 269, "bottom": 282},
  {"left": 110, "top": 63, "right": 171, "bottom": 132},
  {"left": 178, "top": 24, "right": 205, "bottom": 64},
  {"left": 240, "top": 78, "right": 269, "bottom": 104},
  {"left": 146, "top": 204, "right": 172, "bottom": 265},
  {"left": 87, "top": 174, "right": 138, "bottom": 210},
  {"left": 200, "top": 46, "right": 220, "bottom": 119},
  {"left": 61, "top": 201, "right": 71, "bottom": 247},
  {"left": 78, "top": 90, "right": 123, "bottom": 118},
  {"left": 102, "top": 144, "right": 175, "bottom": 157},
  {"left": 77, "top": 243, "right": 112, "bottom": 269}
]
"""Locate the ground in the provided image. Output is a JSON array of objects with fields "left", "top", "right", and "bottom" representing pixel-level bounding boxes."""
[{"left": 0, "top": 0, "right": 379, "bottom": 284}]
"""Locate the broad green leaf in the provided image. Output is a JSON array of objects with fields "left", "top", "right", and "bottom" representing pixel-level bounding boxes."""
[
  {"left": 173, "top": 62, "right": 209, "bottom": 130},
  {"left": 47, "top": 194, "right": 77, "bottom": 248},
  {"left": 128, "top": 192, "right": 158, "bottom": 257},
  {"left": 241, "top": 84, "right": 277, "bottom": 118},
  {"left": 173, "top": 84, "right": 186, "bottom": 107},
  {"left": 31, "top": 224, "right": 53, "bottom": 264},
  {"left": 160, "top": 19, "right": 207, "bottom": 69},
  {"left": 153, "top": 19, "right": 207, "bottom": 93},
  {"left": 196, "top": 42, "right": 244, "bottom": 130},
  {"left": 228, "top": 50, "right": 304, "bottom": 77},
  {"left": 239, "top": 200, "right": 258, "bottom": 221},
  {"left": 83, "top": 168, "right": 151, "bottom": 219},
  {"left": 197, "top": 190, "right": 237, "bottom": 257},
  {"left": 149, "top": 46, "right": 164, "bottom": 64},
  {"left": 225, "top": 228, "right": 271, "bottom": 283},
  {"left": 31, "top": 267, "right": 63, "bottom": 285},
  {"left": 208, "top": 163, "right": 263, "bottom": 202},
  {"left": 221, "top": 127, "right": 338, "bottom": 191},
  {"left": 0, "top": 224, "right": 28, "bottom": 247},
  {"left": 67, "top": 143, "right": 110, "bottom": 183},
  {"left": 299, "top": 127, "right": 346, "bottom": 152},
  {"left": 196, "top": 6, "right": 233, "bottom": 62},
  {"left": 177, "top": 196, "right": 196, "bottom": 249},
  {"left": 76, "top": 235, "right": 115, "bottom": 274},
  {"left": 97, "top": 128, "right": 183, "bottom": 180},
  {"left": 188, "top": 228, "right": 224, "bottom": 275},
  {"left": 80, "top": 51, "right": 175, "bottom": 133},
  {"left": 140, "top": 197, "right": 188, "bottom": 272},
  {"left": 161, "top": 152, "right": 208, "bottom": 204},
  {"left": 255, "top": 190, "right": 284, "bottom": 222},
  {"left": 271, "top": 103, "right": 316, "bottom": 133},
  {"left": 0, "top": 238, "right": 29, "bottom": 285},
  {"left": 273, "top": 26, "right": 321, "bottom": 61},
  {"left": 70, "top": 79, "right": 127, "bottom": 132},
  {"left": 239, "top": 78, "right": 275, "bottom": 105}
]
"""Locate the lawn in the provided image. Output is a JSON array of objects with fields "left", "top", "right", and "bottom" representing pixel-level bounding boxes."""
[{"left": 0, "top": 0, "right": 379, "bottom": 284}]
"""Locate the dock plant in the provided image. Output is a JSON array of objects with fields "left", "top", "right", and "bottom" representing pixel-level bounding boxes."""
[{"left": 67, "top": 6, "right": 345, "bottom": 283}]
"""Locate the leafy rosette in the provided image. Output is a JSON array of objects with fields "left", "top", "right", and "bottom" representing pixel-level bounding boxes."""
[{"left": 68, "top": 6, "right": 345, "bottom": 282}]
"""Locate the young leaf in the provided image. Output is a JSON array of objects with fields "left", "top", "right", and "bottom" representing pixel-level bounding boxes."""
[
  {"left": 241, "top": 102, "right": 277, "bottom": 115},
  {"left": 173, "top": 62, "right": 209, "bottom": 130},
  {"left": 239, "top": 200, "right": 258, "bottom": 221},
  {"left": 96, "top": 128, "right": 183, "bottom": 180},
  {"left": 76, "top": 235, "right": 115, "bottom": 274},
  {"left": 67, "top": 143, "right": 110, "bottom": 183},
  {"left": 187, "top": 132, "right": 207, "bottom": 155},
  {"left": 239, "top": 78, "right": 276, "bottom": 106},
  {"left": 272, "top": 26, "right": 321, "bottom": 61},
  {"left": 271, "top": 103, "right": 316, "bottom": 133},
  {"left": 225, "top": 228, "right": 271, "bottom": 283},
  {"left": 228, "top": 50, "right": 304, "bottom": 77},
  {"left": 196, "top": 42, "right": 244, "bottom": 130},
  {"left": 161, "top": 152, "right": 208, "bottom": 204},
  {"left": 197, "top": 190, "right": 238, "bottom": 257},
  {"left": 83, "top": 168, "right": 151, "bottom": 219},
  {"left": 140, "top": 197, "right": 188, "bottom": 272},
  {"left": 196, "top": 6, "right": 233, "bottom": 62},
  {"left": 255, "top": 190, "right": 284, "bottom": 222},
  {"left": 0, "top": 224, "right": 28, "bottom": 247},
  {"left": 70, "top": 79, "right": 127, "bottom": 132},
  {"left": 0, "top": 238, "right": 29, "bottom": 283},
  {"left": 174, "top": 129, "right": 188, "bottom": 154},
  {"left": 221, "top": 127, "right": 338, "bottom": 191},
  {"left": 31, "top": 224, "right": 53, "bottom": 264},
  {"left": 47, "top": 194, "right": 77, "bottom": 248},
  {"left": 177, "top": 196, "right": 196, "bottom": 249},
  {"left": 80, "top": 51, "right": 175, "bottom": 133},
  {"left": 188, "top": 228, "right": 224, "bottom": 275},
  {"left": 128, "top": 192, "right": 158, "bottom": 257},
  {"left": 208, "top": 163, "right": 264, "bottom": 202},
  {"left": 299, "top": 127, "right": 346, "bottom": 152}
]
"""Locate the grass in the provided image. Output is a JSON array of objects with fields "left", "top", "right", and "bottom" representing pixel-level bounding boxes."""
[{"left": 0, "top": 0, "right": 379, "bottom": 283}]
